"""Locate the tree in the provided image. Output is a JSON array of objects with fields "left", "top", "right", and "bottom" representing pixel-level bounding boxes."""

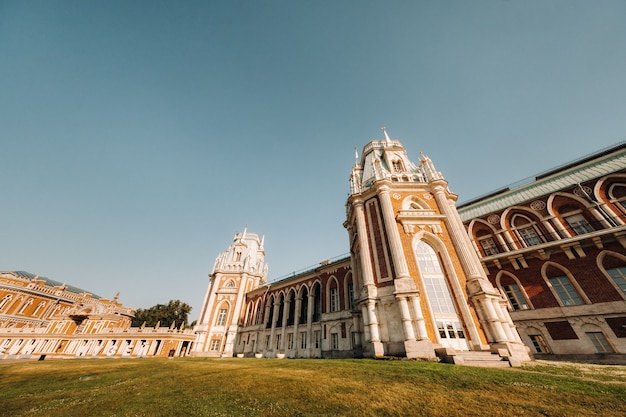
[{"left": 131, "top": 299, "right": 192, "bottom": 328}]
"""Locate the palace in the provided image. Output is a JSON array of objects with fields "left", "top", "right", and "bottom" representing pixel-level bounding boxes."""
[
  {"left": 191, "top": 130, "right": 531, "bottom": 365},
  {"left": 0, "top": 271, "right": 195, "bottom": 359},
  {"left": 2, "top": 130, "right": 624, "bottom": 364},
  {"left": 458, "top": 142, "right": 626, "bottom": 362}
]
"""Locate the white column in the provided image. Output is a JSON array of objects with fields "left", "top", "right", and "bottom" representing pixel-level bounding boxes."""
[
  {"left": 397, "top": 296, "right": 416, "bottom": 341},
  {"left": 410, "top": 296, "right": 428, "bottom": 340}
]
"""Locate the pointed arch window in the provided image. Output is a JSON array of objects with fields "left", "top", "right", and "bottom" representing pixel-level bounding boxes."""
[
  {"left": 415, "top": 241, "right": 457, "bottom": 315},
  {"left": 18, "top": 299, "right": 33, "bottom": 315},
  {"left": 392, "top": 160, "right": 403, "bottom": 172},
  {"left": 299, "top": 287, "right": 308, "bottom": 325},
  {"left": 548, "top": 276, "right": 583, "bottom": 306},
  {"left": 216, "top": 308, "right": 228, "bottom": 326},
  {"left": 312, "top": 283, "right": 322, "bottom": 322},
  {"left": 607, "top": 266, "right": 626, "bottom": 295},
  {"left": 502, "top": 283, "right": 529, "bottom": 311},
  {"left": 32, "top": 301, "right": 46, "bottom": 317},
  {"left": 286, "top": 291, "right": 296, "bottom": 326},
  {"left": 329, "top": 279, "right": 339, "bottom": 312},
  {"left": 511, "top": 214, "right": 543, "bottom": 247},
  {"left": 0, "top": 295, "right": 12, "bottom": 312}
]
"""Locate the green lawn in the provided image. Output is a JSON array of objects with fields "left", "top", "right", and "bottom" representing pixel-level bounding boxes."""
[{"left": 1, "top": 358, "right": 625, "bottom": 416}]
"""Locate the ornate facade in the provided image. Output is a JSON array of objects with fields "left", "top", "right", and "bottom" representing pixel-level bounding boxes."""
[
  {"left": 458, "top": 142, "right": 626, "bottom": 362},
  {"left": 0, "top": 271, "right": 195, "bottom": 359},
  {"left": 192, "top": 130, "right": 530, "bottom": 365}
]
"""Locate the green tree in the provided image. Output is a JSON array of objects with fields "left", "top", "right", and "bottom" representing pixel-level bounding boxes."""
[{"left": 131, "top": 299, "right": 192, "bottom": 328}]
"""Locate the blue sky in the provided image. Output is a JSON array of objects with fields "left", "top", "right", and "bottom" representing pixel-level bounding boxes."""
[{"left": 2, "top": 1, "right": 625, "bottom": 318}]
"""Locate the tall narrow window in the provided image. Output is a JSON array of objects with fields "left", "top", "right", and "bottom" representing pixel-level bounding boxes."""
[
  {"left": 32, "top": 301, "right": 46, "bottom": 317},
  {"left": 17, "top": 299, "right": 32, "bottom": 315},
  {"left": 287, "top": 333, "right": 293, "bottom": 350},
  {"left": 347, "top": 283, "right": 354, "bottom": 310},
  {"left": 313, "top": 330, "right": 320, "bottom": 349},
  {"left": 586, "top": 332, "right": 613, "bottom": 353},
  {"left": 607, "top": 267, "right": 626, "bottom": 295},
  {"left": 565, "top": 214, "right": 594, "bottom": 235},
  {"left": 0, "top": 295, "right": 12, "bottom": 311},
  {"left": 503, "top": 284, "right": 529, "bottom": 311},
  {"left": 216, "top": 309, "right": 228, "bottom": 326},
  {"left": 300, "top": 332, "right": 307, "bottom": 349},
  {"left": 549, "top": 276, "right": 583, "bottom": 306},
  {"left": 415, "top": 240, "right": 468, "bottom": 350},
  {"left": 210, "top": 339, "right": 220, "bottom": 351},
  {"left": 331, "top": 333, "right": 339, "bottom": 350},
  {"left": 330, "top": 287, "right": 339, "bottom": 312}
]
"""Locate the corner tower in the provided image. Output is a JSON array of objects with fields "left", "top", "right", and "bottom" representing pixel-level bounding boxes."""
[
  {"left": 192, "top": 228, "right": 268, "bottom": 357},
  {"left": 344, "top": 128, "right": 530, "bottom": 362}
]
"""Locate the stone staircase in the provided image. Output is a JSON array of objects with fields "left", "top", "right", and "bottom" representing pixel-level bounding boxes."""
[{"left": 436, "top": 348, "right": 514, "bottom": 368}]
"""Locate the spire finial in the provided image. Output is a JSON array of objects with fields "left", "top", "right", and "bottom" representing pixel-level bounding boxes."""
[
  {"left": 382, "top": 125, "right": 392, "bottom": 145},
  {"left": 354, "top": 146, "right": 359, "bottom": 166}
]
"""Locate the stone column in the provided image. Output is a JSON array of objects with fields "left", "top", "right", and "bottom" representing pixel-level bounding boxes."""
[
  {"left": 306, "top": 292, "right": 314, "bottom": 356},
  {"left": 410, "top": 295, "right": 428, "bottom": 340},
  {"left": 397, "top": 296, "right": 416, "bottom": 341},
  {"left": 377, "top": 186, "right": 411, "bottom": 279},
  {"left": 280, "top": 298, "right": 290, "bottom": 351},
  {"left": 293, "top": 296, "right": 301, "bottom": 354}
]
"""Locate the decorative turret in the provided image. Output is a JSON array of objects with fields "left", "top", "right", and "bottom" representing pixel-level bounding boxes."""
[
  {"left": 349, "top": 126, "right": 427, "bottom": 195},
  {"left": 192, "top": 228, "right": 268, "bottom": 357}
]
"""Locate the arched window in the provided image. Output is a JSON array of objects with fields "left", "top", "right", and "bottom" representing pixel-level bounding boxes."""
[
  {"left": 276, "top": 293, "right": 285, "bottom": 328},
  {"left": 299, "top": 286, "right": 308, "bottom": 325},
  {"left": 328, "top": 277, "right": 339, "bottom": 312},
  {"left": 496, "top": 272, "right": 531, "bottom": 311},
  {"left": 286, "top": 290, "right": 296, "bottom": 326},
  {"left": 312, "top": 283, "right": 322, "bottom": 322},
  {"left": 254, "top": 300, "right": 263, "bottom": 325},
  {"left": 265, "top": 295, "right": 275, "bottom": 329},
  {"left": 599, "top": 252, "right": 626, "bottom": 298},
  {"left": 511, "top": 214, "right": 543, "bottom": 247},
  {"left": 415, "top": 240, "right": 467, "bottom": 350},
  {"left": 543, "top": 264, "right": 585, "bottom": 306},
  {"left": 32, "top": 301, "right": 46, "bottom": 317},
  {"left": 345, "top": 273, "right": 354, "bottom": 310},
  {"left": 224, "top": 280, "right": 236, "bottom": 288},
  {"left": 17, "top": 298, "right": 33, "bottom": 315},
  {"left": 215, "top": 305, "right": 229, "bottom": 326},
  {"left": 608, "top": 182, "right": 626, "bottom": 213},
  {"left": 0, "top": 295, "right": 12, "bottom": 312}
]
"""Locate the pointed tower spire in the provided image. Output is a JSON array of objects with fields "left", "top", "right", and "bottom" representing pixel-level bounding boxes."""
[
  {"left": 260, "top": 233, "right": 265, "bottom": 248},
  {"left": 382, "top": 125, "right": 392, "bottom": 146},
  {"left": 354, "top": 147, "right": 359, "bottom": 166},
  {"left": 242, "top": 225, "right": 247, "bottom": 240}
]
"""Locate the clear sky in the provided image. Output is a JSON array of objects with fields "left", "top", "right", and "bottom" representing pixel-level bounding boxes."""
[{"left": 2, "top": 1, "right": 625, "bottom": 318}]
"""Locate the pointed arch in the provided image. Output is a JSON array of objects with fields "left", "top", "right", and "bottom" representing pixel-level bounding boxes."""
[
  {"left": 597, "top": 250, "right": 626, "bottom": 300},
  {"left": 344, "top": 271, "right": 355, "bottom": 310},
  {"left": 0, "top": 294, "right": 12, "bottom": 312},
  {"left": 401, "top": 195, "right": 431, "bottom": 211},
  {"left": 467, "top": 218, "right": 503, "bottom": 256},
  {"left": 541, "top": 262, "right": 589, "bottom": 306},
  {"left": 215, "top": 300, "right": 231, "bottom": 327},
  {"left": 276, "top": 292, "right": 286, "bottom": 328},
  {"left": 265, "top": 294, "right": 275, "bottom": 329},
  {"left": 411, "top": 231, "right": 473, "bottom": 350},
  {"left": 298, "top": 285, "right": 309, "bottom": 325},
  {"left": 547, "top": 192, "right": 596, "bottom": 236},
  {"left": 311, "top": 281, "right": 322, "bottom": 322},
  {"left": 286, "top": 289, "right": 297, "bottom": 326},
  {"left": 495, "top": 271, "right": 532, "bottom": 310},
  {"left": 223, "top": 279, "right": 236, "bottom": 288},
  {"left": 326, "top": 276, "right": 340, "bottom": 313}
]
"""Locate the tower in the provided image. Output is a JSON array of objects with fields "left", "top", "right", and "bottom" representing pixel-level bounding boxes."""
[
  {"left": 344, "top": 128, "right": 530, "bottom": 362},
  {"left": 192, "top": 228, "right": 268, "bottom": 357}
]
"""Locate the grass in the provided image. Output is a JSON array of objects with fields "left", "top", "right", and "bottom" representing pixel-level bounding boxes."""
[{"left": 1, "top": 357, "right": 625, "bottom": 416}]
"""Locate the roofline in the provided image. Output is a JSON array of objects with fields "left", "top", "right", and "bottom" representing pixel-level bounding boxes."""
[{"left": 458, "top": 140, "right": 626, "bottom": 209}]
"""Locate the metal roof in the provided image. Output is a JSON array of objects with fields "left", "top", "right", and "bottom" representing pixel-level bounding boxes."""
[{"left": 457, "top": 141, "right": 626, "bottom": 221}]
